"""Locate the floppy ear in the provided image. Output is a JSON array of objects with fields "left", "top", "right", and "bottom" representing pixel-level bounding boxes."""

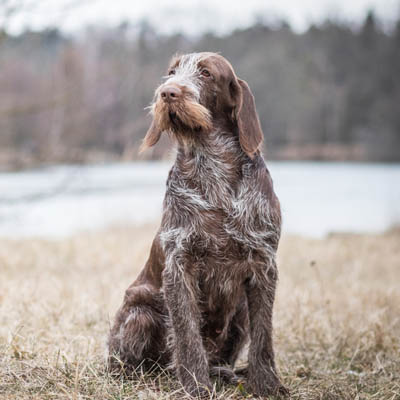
[
  {"left": 234, "top": 79, "right": 264, "bottom": 158},
  {"left": 139, "top": 119, "right": 162, "bottom": 153}
]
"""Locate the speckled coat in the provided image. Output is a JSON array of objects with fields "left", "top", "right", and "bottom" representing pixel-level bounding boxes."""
[{"left": 108, "top": 53, "right": 288, "bottom": 398}]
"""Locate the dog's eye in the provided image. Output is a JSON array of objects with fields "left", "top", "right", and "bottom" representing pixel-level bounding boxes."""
[
  {"left": 201, "top": 69, "right": 211, "bottom": 78},
  {"left": 168, "top": 69, "right": 175, "bottom": 76}
]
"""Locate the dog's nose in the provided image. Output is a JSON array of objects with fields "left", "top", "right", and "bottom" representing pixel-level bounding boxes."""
[{"left": 160, "top": 85, "right": 181, "bottom": 103}]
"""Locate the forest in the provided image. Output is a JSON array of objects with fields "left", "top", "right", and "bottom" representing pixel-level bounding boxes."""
[{"left": 1, "top": 11, "right": 399, "bottom": 169}]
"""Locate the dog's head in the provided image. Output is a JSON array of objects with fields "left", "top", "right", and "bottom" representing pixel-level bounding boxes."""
[{"left": 141, "top": 52, "right": 263, "bottom": 158}]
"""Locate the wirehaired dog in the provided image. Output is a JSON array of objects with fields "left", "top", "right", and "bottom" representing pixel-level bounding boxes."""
[{"left": 108, "top": 52, "right": 288, "bottom": 398}]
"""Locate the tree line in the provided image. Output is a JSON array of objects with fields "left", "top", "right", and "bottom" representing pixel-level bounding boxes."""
[{"left": 0, "top": 11, "right": 399, "bottom": 169}]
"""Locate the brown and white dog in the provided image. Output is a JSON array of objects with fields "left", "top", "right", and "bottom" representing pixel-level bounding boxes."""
[{"left": 108, "top": 52, "right": 287, "bottom": 398}]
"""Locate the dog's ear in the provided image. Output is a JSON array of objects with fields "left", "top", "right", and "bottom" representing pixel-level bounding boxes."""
[
  {"left": 233, "top": 78, "right": 263, "bottom": 158},
  {"left": 139, "top": 119, "right": 162, "bottom": 153}
]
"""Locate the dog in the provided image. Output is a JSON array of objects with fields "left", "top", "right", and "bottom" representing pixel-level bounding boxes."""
[{"left": 108, "top": 52, "right": 287, "bottom": 398}]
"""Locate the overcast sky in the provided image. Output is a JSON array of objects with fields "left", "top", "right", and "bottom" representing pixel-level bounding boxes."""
[{"left": 3, "top": 0, "right": 400, "bottom": 35}]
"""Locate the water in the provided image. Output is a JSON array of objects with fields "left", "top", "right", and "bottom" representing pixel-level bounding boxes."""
[{"left": 0, "top": 162, "right": 399, "bottom": 238}]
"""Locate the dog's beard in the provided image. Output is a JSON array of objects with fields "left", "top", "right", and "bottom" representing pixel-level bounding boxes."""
[{"left": 151, "top": 98, "right": 212, "bottom": 134}]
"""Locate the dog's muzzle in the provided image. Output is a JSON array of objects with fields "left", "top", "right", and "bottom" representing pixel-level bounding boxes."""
[{"left": 160, "top": 85, "right": 182, "bottom": 103}]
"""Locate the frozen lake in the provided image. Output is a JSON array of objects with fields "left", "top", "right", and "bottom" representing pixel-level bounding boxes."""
[{"left": 0, "top": 161, "right": 399, "bottom": 238}]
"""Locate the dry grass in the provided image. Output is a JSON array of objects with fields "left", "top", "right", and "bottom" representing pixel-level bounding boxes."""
[{"left": 0, "top": 225, "right": 399, "bottom": 399}]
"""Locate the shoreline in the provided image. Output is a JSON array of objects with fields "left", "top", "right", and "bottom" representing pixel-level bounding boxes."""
[
  {"left": 0, "top": 223, "right": 398, "bottom": 242},
  {"left": 2, "top": 152, "right": 400, "bottom": 173}
]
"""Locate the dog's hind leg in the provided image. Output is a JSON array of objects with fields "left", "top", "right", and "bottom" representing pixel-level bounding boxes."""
[
  {"left": 219, "top": 298, "right": 249, "bottom": 368},
  {"left": 207, "top": 299, "right": 249, "bottom": 387},
  {"left": 108, "top": 283, "right": 169, "bottom": 374}
]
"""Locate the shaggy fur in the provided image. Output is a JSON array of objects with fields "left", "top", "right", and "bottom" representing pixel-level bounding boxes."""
[{"left": 108, "top": 52, "right": 288, "bottom": 398}]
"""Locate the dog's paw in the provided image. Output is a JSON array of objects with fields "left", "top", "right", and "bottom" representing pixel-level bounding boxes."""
[
  {"left": 185, "top": 384, "right": 213, "bottom": 399},
  {"left": 210, "top": 365, "right": 242, "bottom": 385},
  {"left": 254, "top": 384, "right": 289, "bottom": 398},
  {"left": 272, "top": 382, "right": 290, "bottom": 398},
  {"left": 247, "top": 375, "right": 289, "bottom": 398}
]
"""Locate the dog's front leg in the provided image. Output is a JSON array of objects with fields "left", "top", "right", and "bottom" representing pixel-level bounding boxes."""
[
  {"left": 163, "top": 255, "right": 211, "bottom": 398},
  {"left": 246, "top": 265, "right": 288, "bottom": 397}
]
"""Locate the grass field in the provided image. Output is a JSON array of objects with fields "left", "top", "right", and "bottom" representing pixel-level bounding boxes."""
[{"left": 0, "top": 225, "right": 399, "bottom": 399}]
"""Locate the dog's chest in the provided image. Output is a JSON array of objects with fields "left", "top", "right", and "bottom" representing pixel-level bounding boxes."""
[{"left": 162, "top": 153, "right": 277, "bottom": 259}]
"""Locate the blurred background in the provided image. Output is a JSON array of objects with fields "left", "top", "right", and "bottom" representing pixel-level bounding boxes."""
[{"left": 0, "top": 0, "right": 399, "bottom": 238}]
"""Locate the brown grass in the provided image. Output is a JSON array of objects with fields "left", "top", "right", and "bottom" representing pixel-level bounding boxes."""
[{"left": 0, "top": 226, "right": 399, "bottom": 399}]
